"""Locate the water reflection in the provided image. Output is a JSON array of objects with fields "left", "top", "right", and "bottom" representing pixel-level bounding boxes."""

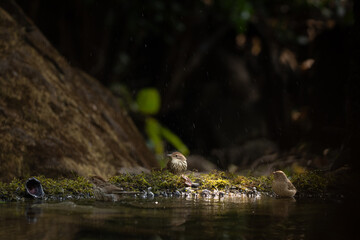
[
  {"left": 270, "top": 197, "right": 296, "bottom": 218},
  {"left": 0, "top": 196, "right": 355, "bottom": 239},
  {"left": 25, "top": 204, "right": 42, "bottom": 224}
]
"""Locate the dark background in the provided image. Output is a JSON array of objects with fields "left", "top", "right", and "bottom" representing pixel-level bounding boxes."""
[{"left": 15, "top": 0, "right": 358, "bottom": 172}]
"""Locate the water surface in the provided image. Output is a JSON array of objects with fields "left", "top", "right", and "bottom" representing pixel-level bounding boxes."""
[{"left": 0, "top": 196, "right": 356, "bottom": 239}]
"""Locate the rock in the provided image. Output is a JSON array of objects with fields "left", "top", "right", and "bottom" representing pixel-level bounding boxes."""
[
  {"left": 0, "top": 1, "right": 158, "bottom": 181},
  {"left": 25, "top": 177, "right": 44, "bottom": 198},
  {"left": 173, "top": 190, "right": 181, "bottom": 197},
  {"left": 211, "top": 138, "right": 278, "bottom": 170},
  {"left": 191, "top": 182, "right": 200, "bottom": 188},
  {"left": 187, "top": 155, "right": 217, "bottom": 172}
]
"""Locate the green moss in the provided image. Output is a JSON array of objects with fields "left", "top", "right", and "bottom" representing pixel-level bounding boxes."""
[
  {"left": 109, "top": 170, "right": 184, "bottom": 192},
  {"left": 196, "top": 170, "right": 232, "bottom": 190},
  {"left": 0, "top": 176, "right": 93, "bottom": 201},
  {"left": 0, "top": 170, "right": 343, "bottom": 201},
  {"left": 0, "top": 178, "right": 25, "bottom": 200},
  {"left": 107, "top": 169, "right": 275, "bottom": 194},
  {"left": 292, "top": 171, "right": 329, "bottom": 194},
  {"left": 36, "top": 176, "right": 93, "bottom": 196},
  {"left": 108, "top": 169, "right": 335, "bottom": 196}
]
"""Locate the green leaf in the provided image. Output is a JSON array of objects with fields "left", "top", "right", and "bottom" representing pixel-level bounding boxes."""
[
  {"left": 136, "top": 88, "right": 161, "bottom": 115},
  {"left": 161, "top": 126, "right": 189, "bottom": 156},
  {"left": 145, "top": 117, "right": 163, "bottom": 154}
]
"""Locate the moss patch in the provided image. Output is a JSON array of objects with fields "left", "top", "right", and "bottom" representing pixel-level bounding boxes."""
[
  {"left": 109, "top": 169, "right": 335, "bottom": 196},
  {"left": 109, "top": 171, "right": 185, "bottom": 192},
  {"left": 0, "top": 169, "right": 351, "bottom": 202},
  {"left": 0, "top": 176, "right": 93, "bottom": 201}
]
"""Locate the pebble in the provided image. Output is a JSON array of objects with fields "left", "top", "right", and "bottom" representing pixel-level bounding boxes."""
[
  {"left": 200, "top": 189, "right": 211, "bottom": 198},
  {"left": 184, "top": 187, "right": 192, "bottom": 192},
  {"left": 138, "top": 191, "right": 147, "bottom": 199},
  {"left": 147, "top": 191, "right": 154, "bottom": 199},
  {"left": 191, "top": 183, "right": 200, "bottom": 188},
  {"left": 16, "top": 185, "right": 268, "bottom": 203}
]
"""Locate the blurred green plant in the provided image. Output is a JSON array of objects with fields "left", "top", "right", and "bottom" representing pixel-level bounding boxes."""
[
  {"left": 216, "top": 0, "right": 253, "bottom": 33},
  {"left": 137, "top": 88, "right": 189, "bottom": 167},
  {"left": 111, "top": 85, "right": 189, "bottom": 166},
  {"left": 145, "top": 117, "right": 189, "bottom": 155},
  {"left": 136, "top": 88, "right": 161, "bottom": 114}
]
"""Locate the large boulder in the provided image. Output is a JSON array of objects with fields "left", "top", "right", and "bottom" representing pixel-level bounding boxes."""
[{"left": 0, "top": 1, "right": 158, "bottom": 181}]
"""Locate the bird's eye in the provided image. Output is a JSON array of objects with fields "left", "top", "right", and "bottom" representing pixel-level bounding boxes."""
[{"left": 175, "top": 154, "right": 178, "bottom": 158}]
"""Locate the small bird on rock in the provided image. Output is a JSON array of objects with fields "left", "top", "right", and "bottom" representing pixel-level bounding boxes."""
[
  {"left": 272, "top": 170, "right": 297, "bottom": 197},
  {"left": 166, "top": 152, "right": 187, "bottom": 174}
]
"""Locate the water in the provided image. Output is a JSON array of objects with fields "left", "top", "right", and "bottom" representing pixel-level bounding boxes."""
[{"left": 0, "top": 196, "right": 356, "bottom": 240}]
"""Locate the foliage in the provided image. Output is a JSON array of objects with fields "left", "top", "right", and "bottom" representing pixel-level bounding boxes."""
[
  {"left": 160, "top": 125, "right": 189, "bottom": 155},
  {"left": 145, "top": 117, "right": 164, "bottom": 154},
  {"left": 215, "top": 0, "right": 253, "bottom": 32},
  {"left": 136, "top": 88, "right": 161, "bottom": 114},
  {"left": 136, "top": 88, "right": 190, "bottom": 159},
  {"left": 145, "top": 117, "right": 189, "bottom": 157},
  {"left": 111, "top": 85, "right": 189, "bottom": 160},
  {"left": 111, "top": 86, "right": 190, "bottom": 161}
]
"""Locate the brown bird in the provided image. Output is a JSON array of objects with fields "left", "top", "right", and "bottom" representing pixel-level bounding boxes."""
[
  {"left": 89, "top": 176, "right": 124, "bottom": 201},
  {"left": 166, "top": 152, "right": 187, "bottom": 174},
  {"left": 272, "top": 170, "right": 297, "bottom": 197}
]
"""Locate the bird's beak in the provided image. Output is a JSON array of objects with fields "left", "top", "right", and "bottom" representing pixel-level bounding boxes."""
[{"left": 167, "top": 154, "right": 172, "bottom": 157}]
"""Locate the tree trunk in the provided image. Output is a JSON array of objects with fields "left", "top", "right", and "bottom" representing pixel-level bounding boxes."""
[{"left": 0, "top": 0, "right": 158, "bottom": 181}]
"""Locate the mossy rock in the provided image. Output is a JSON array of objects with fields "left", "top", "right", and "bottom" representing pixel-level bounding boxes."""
[
  {"left": 0, "top": 169, "right": 353, "bottom": 202},
  {"left": 0, "top": 176, "right": 93, "bottom": 201}
]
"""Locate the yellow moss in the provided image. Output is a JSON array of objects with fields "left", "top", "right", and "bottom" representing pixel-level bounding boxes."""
[
  {"left": 34, "top": 176, "right": 93, "bottom": 195},
  {"left": 111, "top": 169, "right": 334, "bottom": 196},
  {"left": 196, "top": 170, "right": 232, "bottom": 190},
  {"left": 109, "top": 170, "right": 184, "bottom": 192}
]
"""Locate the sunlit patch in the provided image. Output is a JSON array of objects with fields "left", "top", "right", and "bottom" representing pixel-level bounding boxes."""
[
  {"left": 235, "top": 34, "right": 246, "bottom": 48},
  {"left": 279, "top": 49, "right": 297, "bottom": 71},
  {"left": 201, "top": 0, "right": 213, "bottom": 6},
  {"left": 251, "top": 37, "right": 262, "bottom": 56},
  {"left": 301, "top": 58, "right": 315, "bottom": 71}
]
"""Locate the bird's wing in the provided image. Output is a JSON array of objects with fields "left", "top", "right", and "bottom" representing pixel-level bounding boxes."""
[
  {"left": 166, "top": 159, "right": 172, "bottom": 169},
  {"left": 287, "top": 180, "right": 296, "bottom": 190}
]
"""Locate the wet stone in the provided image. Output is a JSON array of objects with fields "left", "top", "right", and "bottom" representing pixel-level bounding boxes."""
[
  {"left": 191, "top": 183, "right": 200, "bottom": 188},
  {"left": 147, "top": 191, "right": 154, "bottom": 199},
  {"left": 174, "top": 191, "right": 181, "bottom": 197}
]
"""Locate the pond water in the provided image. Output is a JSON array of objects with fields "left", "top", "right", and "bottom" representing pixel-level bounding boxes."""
[{"left": 0, "top": 196, "right": 356, "bottom": 240}]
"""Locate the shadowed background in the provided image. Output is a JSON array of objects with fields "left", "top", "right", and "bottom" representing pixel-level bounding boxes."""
[{"left": 12, "top": 0, "right": 359, "bottom": 174}]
